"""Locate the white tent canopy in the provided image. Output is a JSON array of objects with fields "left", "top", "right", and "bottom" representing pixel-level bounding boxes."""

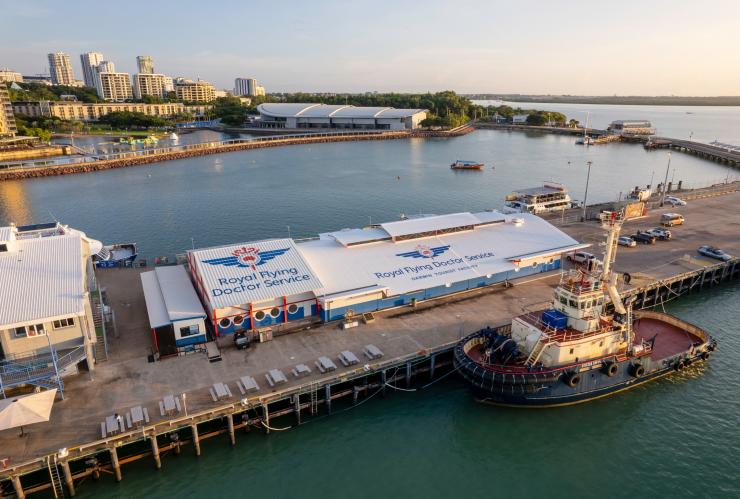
[{"left": 0, "top": 389, "right": 57, "bottom": 434}]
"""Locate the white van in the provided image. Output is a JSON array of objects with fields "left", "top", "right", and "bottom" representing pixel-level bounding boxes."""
[{"left": 661, "top": 213, "right": 685, "bottom": 227}]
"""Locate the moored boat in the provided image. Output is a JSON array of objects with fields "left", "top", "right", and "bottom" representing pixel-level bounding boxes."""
[
  {"left": 454, "top": 210, "right": 716, "bottom": 407},
  {"left": 93, "top": 242, "right": 138, "bottom": 268},
  {"left": 451, "top": 160, "right": 484, "bottom": 170}
]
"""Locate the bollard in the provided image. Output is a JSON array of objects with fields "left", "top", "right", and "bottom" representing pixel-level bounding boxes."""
[
  {"left": 353, "top": 386, "right": 359, "bottom": 405},
  {"left": 109, "top": 446, "right": 122, "bottom": 482},
  {"left": 294, "top": 394, "right": 301, "bottom": 425},
  {"left": 191, "top": 424, "right": 201, "bottom": 456},
  {"left": 150, "top": 434, "right": 161, "bottom": 470}
]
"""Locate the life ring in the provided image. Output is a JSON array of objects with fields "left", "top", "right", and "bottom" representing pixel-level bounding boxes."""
[
  {"left": 631, "top": 364, "right": 645, "bottom": 378},
  {"left": 701, "top": 351, "right": 710, "bottom": 361},
  {"left": 565, "top": 372, "right": 581, "bottom": 388},
  {"left": 604, "top": 362, "right": 619, "bottom": 377},
  {"left": 674, "top": 360, "right": 685, "bottom": 371}
]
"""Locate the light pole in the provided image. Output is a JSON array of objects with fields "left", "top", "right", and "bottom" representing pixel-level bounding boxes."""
[
  {"left": 660, "top": 152, "right": 672, "bottom": 206},
  {"left": 582, "top": 160, "right": 592, "bottom": 222}
]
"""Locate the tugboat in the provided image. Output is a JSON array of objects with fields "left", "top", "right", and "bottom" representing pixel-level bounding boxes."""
[
  {"left": 450, "top": 160, "right": 484, "bottom": 170},
  {"left": 454, "top": 211, "right": 716, "bottom": 407}
]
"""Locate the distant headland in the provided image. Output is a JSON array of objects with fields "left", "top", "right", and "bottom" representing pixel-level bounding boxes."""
[{"left": 465, "top": 94, "right": 740, "bottom": 106}]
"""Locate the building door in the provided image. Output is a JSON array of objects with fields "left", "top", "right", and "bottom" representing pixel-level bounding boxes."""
[{"left": 154, "top": 325, "right": 177, "bottom": 358}]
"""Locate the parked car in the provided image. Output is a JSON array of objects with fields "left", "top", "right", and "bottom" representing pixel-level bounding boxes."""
[
  {"left": 665, "top": 196, "right": 687, "bottom": 206},
  {"left": 697, "top": 246, "right": 733, "bottom": 261},
  {"left": 631, "top": 232, "right": 657, "bottom": 245},
  {"left": 645, "top": 227, "right": 672, "bottom": 240},
  {"left": 661, "top": 213, "right": 685, "bottom": 227},
  {"left": 567, "top": 251, "right": 595, "bottom": 263},
  {"left": 618, "top": 236, "right": 637, "bottom": 247}
]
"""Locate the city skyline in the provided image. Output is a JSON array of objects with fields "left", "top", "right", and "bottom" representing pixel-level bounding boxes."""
[{"left": 1, "top": 0, "right": 739, "bottom": 95}]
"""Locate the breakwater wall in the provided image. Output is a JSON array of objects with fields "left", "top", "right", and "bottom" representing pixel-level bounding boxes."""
[{"left": 0, "top": 126, "right": 474, "bottom": 181}]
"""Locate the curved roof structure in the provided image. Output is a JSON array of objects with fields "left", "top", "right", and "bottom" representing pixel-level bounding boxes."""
[{"left": 258, "top": 103, "right": 425, "bottom": 119}]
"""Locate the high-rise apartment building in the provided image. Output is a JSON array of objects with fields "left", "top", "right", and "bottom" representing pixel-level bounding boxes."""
[
  {"left": 133, "top": 73, "right": 167, "bottom": 99},
  {"left": 162, "top": 76, "right": 174, "bottom": 92},
  {"left": 136, "top": 56, "right": 155, "bottom": 75},
  {"left": 234, "top": 77, "right": 263, "bottom": 96},
  {"left": 0, "top": 69, "right": 23, "bottom": 83},
  {"left": 174, "top": 79, "right": 216, "bottom": 102},
  {"left": 48, "top": 52, "right": 75, "bottom": 85},
  {"left": 96, "top": 61, "right": 116, "bottom": 74},
  {"left": 96, "top": 72, "right": 132, "bottom": 102},
  {"left": 80, "top": 52, "right": 104, "bottom": 87},
  {"left": 0, "top": 85, "right": 18, "bottom": 137}
]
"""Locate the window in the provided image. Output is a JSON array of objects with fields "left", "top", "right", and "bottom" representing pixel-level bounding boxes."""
[
  {"left": 14, "top": 326, "right": 27, "bottom": 338},
  {"left": 569, "top": 348, "right": 574, "bottom": 354},
  {"left": 233, "top": 315, "right": 244, "bottom": 326},
  {"left": 26, "top": 324, "right": 46, "bottom": 337},
  {"left": 287, "top": 304, "right": 298, "bottom": 314},
  {"left": 180, "top": 324, "right": 200, "bottom": 337},
  {"left": 254, "top": 310, "right": 266, "bottom": 321},
  {"left": 569, "top": 300, "right": 577, "bottom": 308},
  {"left": 559, "top": 295, "right": 568, "bottom": 305},
  {"left": 219, "top": 318, "right": 232, "bottom": 329},
  {"left": 53, "top": 317, "right": 75, "bottom": 329},
  {"left": 270, "top": 307, "right": 281, "bottom": 318},
  {"left": 0, "top": 243, "right": 7, "bottom": 252}
]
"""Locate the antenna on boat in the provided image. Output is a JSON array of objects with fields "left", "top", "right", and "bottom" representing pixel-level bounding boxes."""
[{"left": 600, "top": 210, "right": 627, "bottom": 315}]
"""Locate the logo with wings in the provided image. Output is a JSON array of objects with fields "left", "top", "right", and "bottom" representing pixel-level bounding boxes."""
[
  {"left": 396, "top": 245, "right": 451, "bottom": 259},
  {"left": 203, "top": 246, "right": 290, "bottom": 270}
]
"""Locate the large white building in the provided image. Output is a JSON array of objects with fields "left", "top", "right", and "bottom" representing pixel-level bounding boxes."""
[
  {"left": 234, "top": 78, "right": 257, "bottom": 96},
  {"left": 96, "top": 72, "right": 133, "bottom": 101},
  {"left": 0, "top": 223, "right": 102, "bottom": 394},
  {"left": 187, "top": 212, "right": 585, "bottom": 335},
  {"left": 0, "top": 85, "right": 17, "bottom": 137},
  {"left": 80, "top": 52, "right": 104, "bottom": 87},
  {"left": 174, "top": 79, "right": 215, "bottom": 102},
  {"left": 256, "top": 103, "right": 427, "bottom": 130},
  {"left": 133, "top": 73, "right": 167, "bottom": 99},
  {"left": 48, "top": 52, "right": 75, "bottom": 85}
]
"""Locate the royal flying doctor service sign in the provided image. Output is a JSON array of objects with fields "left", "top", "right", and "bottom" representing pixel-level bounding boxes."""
[{"left": 192, "top": 238, "right": 322, "bottom": 308}]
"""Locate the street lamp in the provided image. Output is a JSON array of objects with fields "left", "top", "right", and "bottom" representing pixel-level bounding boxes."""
[
  {"left": 582, "top": 160, "right": 593, "bottom": 222},
  {"left": 660, "top": 152, "right": 672, "bottom": 206}
]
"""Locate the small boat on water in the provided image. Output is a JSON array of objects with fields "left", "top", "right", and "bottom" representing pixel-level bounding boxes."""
[
  {"left": 93, "top": 243, "right": 138, "bottom": 268},
  {"left": 451, "top": 160, "right": 484, "bottom": 170},
  {"left": 454, "top": 210, "right": 716, "bottom": 407},
  {"left": 169, "top": 132, "right": 179, "bottom": 140}
]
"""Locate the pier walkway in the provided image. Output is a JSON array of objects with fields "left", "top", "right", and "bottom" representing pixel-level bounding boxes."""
[
  {"left": 645, "top": 136, "right": 740, "bottom": 167},
  {"left": 1, "top": 191, "right": 739, "bottom": 497}
]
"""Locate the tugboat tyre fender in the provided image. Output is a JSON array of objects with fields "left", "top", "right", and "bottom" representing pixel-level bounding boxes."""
[
  {"left": 674, "top": 360, "right": 685, "bottom": 371},
  {"left": 701, "top": 351, "right": 710, "bottom": 361},
  {"left": 604, "top": 362, "right": 619, "bottom": 377},
  {"left": 631, "top": 364, "right": 645, "bottom": 378},
  {"left": 565, "top": 372, "right": 581, "bottom": 388}
]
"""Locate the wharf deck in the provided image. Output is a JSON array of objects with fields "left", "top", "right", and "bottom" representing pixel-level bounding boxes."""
[{"left": 1, "top": 189, "right": 739, "bottom": 495}]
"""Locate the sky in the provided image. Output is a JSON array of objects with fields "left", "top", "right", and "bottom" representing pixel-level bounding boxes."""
[{"left": 1, "top": 0, "right": 739, "bottom": 95}]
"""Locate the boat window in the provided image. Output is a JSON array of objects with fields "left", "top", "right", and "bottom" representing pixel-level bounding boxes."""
[
  {"left": 569, "top": 299, "right": 577, "bottom": 307},
  {"left": 559, "top": 295, "right": 568, "bottom": 305},
  {"left": 569, "top": 348, "right": 574, "bottom": 354},
  {"left": 579, "top": 301, "right": 585, "bottom": 309}
]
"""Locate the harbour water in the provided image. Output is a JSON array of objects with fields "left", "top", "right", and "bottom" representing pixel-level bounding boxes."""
[
  {"left": 74, "top": 282, "right": 740, "bottom": 498},
  {"left": 1, "top": 106, "right": 739, "bottom": 497},
  {"left": 0, "top": 129, "right": 736, "bottom": 260}
]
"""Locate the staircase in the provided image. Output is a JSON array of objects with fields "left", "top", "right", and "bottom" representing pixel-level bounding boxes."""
[
  {"left": 524, "top": 336, "right": 548, "bottom": 367},
  {"left": 0, "top": 345, "right": 86, "bottom": 397},
  {"left": 47, "top": 456, "right": 65, "bottom": 499}
]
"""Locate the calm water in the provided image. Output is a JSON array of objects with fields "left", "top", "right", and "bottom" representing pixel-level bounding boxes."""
[
  {"left": 75, "top": 282, "right": 740, "bottom": 499},
  {"left": 2, "top": 106, "right": 739, "bottom": 497},
  {"left": 476, "top": 100, "right": 740, "bottom": 145},
  {"left": 0, "top": 129, "right": 736, "bottom": 260}
]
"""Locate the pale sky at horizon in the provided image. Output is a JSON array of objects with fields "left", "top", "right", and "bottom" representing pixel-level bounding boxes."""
[{"left": 1, "top": 0, "right": 739, "bottom": 95}]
